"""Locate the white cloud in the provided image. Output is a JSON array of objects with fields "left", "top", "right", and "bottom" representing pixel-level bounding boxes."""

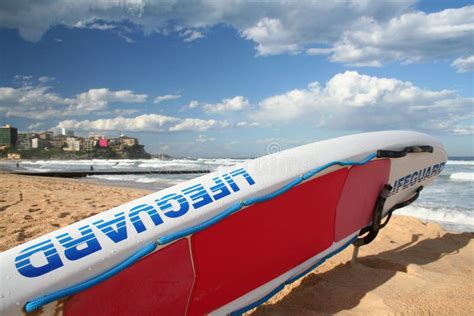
[
  {"left": 27, "top": 122, "right": 42, "bottom": 130},
  {"left": 182, "top": 97, "right": 250, "bottom": 113},
  {"left": 95, "top": 108, "right": 140, "bottom": 116},
  {"left": 312, "top": 6, "right": 474, "bottom": 66},
  {"left": 0, "top": 79, "right": 147, "bottom": 119},
  {"left": 38, "top": 76, "right": 55, "bottom": 84},
  {"left": 154, "top": 94, "right": 181, "bottom": 104},
  {"left": 236, "top": 121, "right": 260, "bottom": 127},
  {"left": 452, "top": 55, "right": 474, "bottom": 73},
  {"left": 203, "top": 96, "right": 250, "bottom": 114},
  {"left": 169, "top": 118, "right": 229, "bottom": 132},
  {"left": 74, "top": 20, "right": 117, "bottom": 31},
  {"left": 253, "top": 71, "right": 473, "bottom": 134},
  {"left": 242, "top": 18, "right": 299, "bottom": 55},
  {"left": 0, "top": 1, "right": 413, "bottom": 54},
  {"left": 181, "top": 29, "right": 204, "bottom": 42},
  {"left": 57, "top": 114, "right": 178, "bottom": 132},
  {"left": 187, "top": 100, "right": 200, "bottom": 109},
  {"left": 73, "top": 88, "right": 147, "bottom": 111},
  {"left": 56, "top": 114, "right": 229, "bottom": 133},
  {"left": 195, "top": 134, "right": 215, "bottom": 143},
  {"left": 451, "top": 126, "right": 474, "bottom": 135},
  {"left": 3, "top": 1, "right": 470, "bottom": 68}
]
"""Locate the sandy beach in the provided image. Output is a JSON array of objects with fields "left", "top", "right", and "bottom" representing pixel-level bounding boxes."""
[
  {"left": 0, "top": 173, "right": 472, "bottom": 315},
  {"left": 0, "top": 173, "right": 150, "bottom": 251}
]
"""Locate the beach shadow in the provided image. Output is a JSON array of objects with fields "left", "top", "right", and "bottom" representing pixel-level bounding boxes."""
[{"left": 251, "top": 232, "right": 473, "bottom": 315}]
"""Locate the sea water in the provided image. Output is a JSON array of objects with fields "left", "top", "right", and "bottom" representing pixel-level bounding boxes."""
[
  {"left": 1, "top": 157, "right": 472, "bottom": 232},
  {"left": 396, "top": 158, "right": 474, "bottom": 232}
]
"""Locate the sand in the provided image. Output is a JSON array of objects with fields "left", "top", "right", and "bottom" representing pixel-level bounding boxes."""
[
  {"left": 0, "top": 173, "right": 150, "bottom": 251},
  {"left": 0, "top": 173, "right": 473, "bottom": 315},
  {"left": 249, "top": 217, "right": 474, "bottom": 315}
]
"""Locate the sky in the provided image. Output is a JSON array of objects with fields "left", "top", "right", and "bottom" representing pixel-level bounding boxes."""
[{"left": 0, "top": 0, "right": 472, "bottom": 158}]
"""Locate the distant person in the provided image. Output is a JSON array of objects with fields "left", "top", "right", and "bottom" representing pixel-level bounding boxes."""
[
  {"left": 90, "top": 165, "right": 94, "bottom": 171},
  {"left": 16, "top": 162, "right": 19, "bottom": 168}
]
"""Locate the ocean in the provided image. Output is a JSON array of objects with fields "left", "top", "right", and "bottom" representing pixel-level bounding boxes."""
[{"left": 1, "top": 157, "right": 472, "bottom": 232}]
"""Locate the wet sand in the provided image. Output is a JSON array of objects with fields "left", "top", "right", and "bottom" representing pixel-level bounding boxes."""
[{"left": 0, "top": 173, "right": 472, "bottom": 315}]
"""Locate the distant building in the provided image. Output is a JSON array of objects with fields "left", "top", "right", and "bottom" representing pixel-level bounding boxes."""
[
  {"left": 16, "top": 133, "right": 31, "bottom": 150},
  {"left": 26, "top": 132, "right": 38, "bottom": 139},
  {"left": 49, "top": 135, "right": 66, "bottom": 149},
  {"left": 82, "top": 139, "right": 95, "bottom": 151},
  {"left": 120, "top": 135, "right": 138, "bottom": 147},
  {"left": 0, "top": 124, "right": 18, "bottom": 148},
  {"left": 63, "top": 137, "right": 81, "bottom": 151},
  {"left": 31, "top": 138, "right": 48, "bottom": 149},
  {"left": 60, "top": 128, "right": 75, "bottom": 137},
  {"left": 38, "top": 131, "right": 53, "bottom": 140},
  {"left": 108, "top": 138, "right": 121, "bottom": 146}
]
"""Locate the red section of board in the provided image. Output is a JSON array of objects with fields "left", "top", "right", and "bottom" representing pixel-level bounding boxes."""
[
  {"left": 64, "top": 239, "right": 195, "bottom": 316},
  {"left": 334, "top": 159, "right": 391, "bottom": 242},
  {"left": 186, "top": 168, "right": 349, "bottom": 315}
]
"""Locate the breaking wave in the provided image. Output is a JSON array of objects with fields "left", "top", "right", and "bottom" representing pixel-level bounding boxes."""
[
  {"left": 450, "top": 172, "right": 474, "bottom": 181},
  {"left": 396, "top": 205, "right": 474, "bottom": 232},
  {"left": 447, "top": 160, "right": 474, "bottom": 166}
]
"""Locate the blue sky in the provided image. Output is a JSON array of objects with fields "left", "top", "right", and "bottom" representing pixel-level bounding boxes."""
[{"left": 0, "top": 0, "right": 472, "bottom": 157}]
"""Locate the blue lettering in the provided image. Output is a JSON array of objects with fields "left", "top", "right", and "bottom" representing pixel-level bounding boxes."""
[
  {"left": 426, "top": 166, "right": 432, "bottom": 178},
  {"left": 15, "top": 168, "right": 258, "bottom": 277},
  {"left": 410, "top": 171, "right": 418, "bottom": 185},
  {"left": 403, "top": 174, "right": 411, "bottom": 189},
  {"left": 93, "top": 212, "right": 127, "bottom": 243},
  {"left": 230, "top": 168, "right": 256, "bottom": 186},
  {"left": 431, "top": 164, "right": 439, "bottom": 177},
  {"left": 391, "top": 162, "right": 446, "bottom": 195},
  {"left": 182, "top": 184, "right": 213, "bottom": 209},
  {"left": 438, "top": 162, "right": 446, "bottom": 175},
  {"left": 209, "top": 177, "right": 231, "bottom": 200},
  {"left": 15, "top": 239, "right": 63, "bottom": 277},
  {"left": 157, "top": 193, "right": 189, "bottom": 218},
  {"left": 129, "top": 204, "right": 163, "bottom": 233},
  {"left": 418, "top": 168, "right": 426, "bottom": 183},
  {"left": 223, "top": 173, "right": 240, "bottom": 192},
  {"left": 396, "top": 177, "right": 404, "bottom": 192},
  {"left": 57, "top": 225, "right": 102, "bottom": 261}
]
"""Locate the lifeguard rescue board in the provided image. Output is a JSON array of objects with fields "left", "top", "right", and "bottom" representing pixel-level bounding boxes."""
[{"left": 0, "top": 131, "right": 447, "bottom": 315}]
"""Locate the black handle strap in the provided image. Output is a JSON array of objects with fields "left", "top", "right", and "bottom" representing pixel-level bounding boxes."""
[
  {"left": 353, "top": 185, "right": 423, "bottom": 246},
  {"left": 352, "top": 144, "right": 432, "bottom": 247},
  {"left": 377, "top": 145, "right": 433, "bottom": 158}
]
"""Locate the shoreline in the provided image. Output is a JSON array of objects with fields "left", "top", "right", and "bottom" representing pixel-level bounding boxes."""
[{"left": 0, "top": 174, "right": 472, "bottom": 314}]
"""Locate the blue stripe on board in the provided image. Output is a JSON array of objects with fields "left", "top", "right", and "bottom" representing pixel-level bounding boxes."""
[
  {"left": 158, "top": 153, "right": 376, "bottom": 245},
  {"left": 230, "top": 236, "right": 357, "bottom": 315}
]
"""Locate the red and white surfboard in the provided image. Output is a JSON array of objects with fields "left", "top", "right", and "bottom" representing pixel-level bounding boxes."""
[{"left": 0, "top": 131, "right": 447, "bottom": 315}]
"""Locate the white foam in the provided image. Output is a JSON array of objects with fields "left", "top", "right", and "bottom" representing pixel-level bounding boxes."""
[
  {"left": 87, "top": 174, "right": 186, "bottom": 186},
  {"left": 447, "top": 160, "right": 474, "bottom": 166},
  {"left": 396, "top": 205, "right": 474, "bottom": 230},
  {"left": 450, "top": 172, "right": 474, "bottom": 181}
]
